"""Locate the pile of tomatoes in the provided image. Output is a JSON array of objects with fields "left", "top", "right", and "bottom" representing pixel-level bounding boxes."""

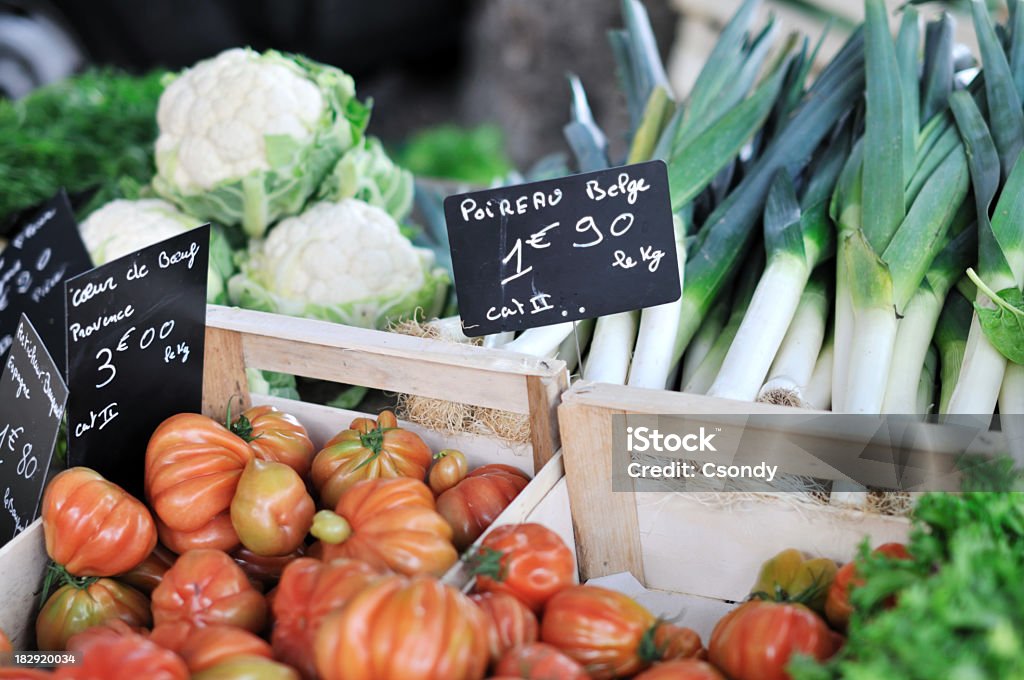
[{"left": 0, "top": 402, "right": 912, "bottom": 680}]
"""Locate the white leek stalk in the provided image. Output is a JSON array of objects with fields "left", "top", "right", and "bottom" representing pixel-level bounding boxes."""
[
  {"left": 756, "top": 274, "right": 828, "bottom": 407},
  {"left": 803, "top": 336, "right": 834, "bottom": 410},
  {"left": 583, "top": 312, "right": 639, "bottom": 384},
  {"left": 680, "top": 299, "right": 728, "bottom": 387},
  {"left": 628, "top": 217, "right": 687, "bottom": 389},
  {"left": 1000, "top": 362, "right": 1024, "bottom": 465},
  {"left": 503, "top": 322, "right": 575, "bottom": 358}
]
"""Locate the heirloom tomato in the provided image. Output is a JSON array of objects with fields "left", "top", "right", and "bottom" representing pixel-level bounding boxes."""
[
  {"left": 428, "top": 449, "right": 469, "bottom": 495},
  {"left": 633, "top": 660, "right": 726, "bottom": 679},
  {"left": 36, "top": 577, "right": 150, "bottom": 651},
  {"left": 54, "top": 628, "right": 187, "bottom": 680},
  {"left": 655, "top": 623, "right": 706, "bottom": 661},
  {"left": 437, "top": 464, "right": 530, "bottom": 551},
  {"left": 825, "top": 542, "right": 910, "bottom": 631},
  {"left": 749, "top": 549, "right": 837, "bottom": 615},
  {"left": 42, "top": 467, "right": 156, "bottom": 577},
  {"left": 310, "top": 410, "right": 432, "bottom": 508},
  {"left": 470, "top": 592, "right": 539, "bottom": 661},
  {"left": 314, "top": 575, "right": 490, "bottom": 680},
  {"left": 65, "top": 619, "right": 141, "bottom": 650},
  {"left": 493, "top": 642, "right": 589, "bottom": 679},
  {"left": 271, "top": 557, "right": 380, "bottom": 679},
  {"left": 153, "top": 623, "right": 273, "bottom": 673},
  {"left": 230, "top": 459, "right": 314, "bottom": 556},
  {"left": 310, "top": 477, "right": 457, "bottom": 577},
  {"left": 231, "top": 404, "right": 314, "bottom": 477},
  {"left": 708, "top": 600, "right": 841, "bottom": 680},
  {"left": 541, "top": 585, "right": 673, "bottom": 679},
  {"left": 192, "top": 656, "right": 299, "bottom": 680},
  {"left": 472, "top": 523, "right": 574, "bottom": 614},
  {"left": 145, "top": 414, "right": 254, "bottom": 552},
  {"left": 151, "top": 549, "right": 267, "bottom": 632}
]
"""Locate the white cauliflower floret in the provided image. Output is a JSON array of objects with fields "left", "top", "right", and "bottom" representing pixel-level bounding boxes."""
[
  {"left": 80, "top": 199, "right": 195, "bottom": 264},
  {"left": 251, "top": 199, "right": 424, "bottom": 306},
  {"left": 156, "top": 48, "right": 324, "bottom": 193}
]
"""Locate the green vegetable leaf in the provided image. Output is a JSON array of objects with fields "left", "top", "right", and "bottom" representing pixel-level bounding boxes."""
[{"left": 967, "top": 269, "right": 1024, "bottom": 364}]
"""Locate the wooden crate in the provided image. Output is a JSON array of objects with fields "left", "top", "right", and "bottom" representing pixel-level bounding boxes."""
[
  {"left": 557, "top": 380, "right": 914, "bottom": 609},
  {"left": 0, "top": 305, "right": 572, "bottom": 649}
]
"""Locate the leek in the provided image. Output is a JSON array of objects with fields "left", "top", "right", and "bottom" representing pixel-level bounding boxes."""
[
  {"left": 680, "top": 298, "right": 729, "bottom": 387},
  {"left": 935, "top": 290, "right": 973, "bottom": 414},
  {"left": 756, "top": 272, "right": 829, "bottom": 408},
  {"left": 803, "top": 334, "right": 835, "bottom": 411}
]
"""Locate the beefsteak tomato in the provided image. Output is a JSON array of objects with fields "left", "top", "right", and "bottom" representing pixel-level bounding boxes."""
[
  {"left": 231, "top": 404, "right": 314, "bottom": 477},
  {"left": 153, "top": 623, "right": 273, "bottom": 673},
  {"left": 437, "top": 465, "right": 530, "bottom": 551},
  {"left": 36, "top": 577, "right": 150, "bottom": 651},
  {"left": 825, "top": 542, "right": 911, "bottom": 631},
  {"left": 231, "top": 547, "right": 303, "bottom": 592},
  {"left": 191, "top": 656, "right": 299, "bottom": 680},
  {"left": 42, "top": 468, "right": 156, "bottom": 577},
  {"left": 310, "top": 411, "right": 432, "bottom": 508},
  {"left": 145, "top": 414, "right": 254, "bottom": 552},
  {"left": 230, "top": 458, "right": 314, "bottom": 556},
  {"left": 469, "top": 592, "right": 539, "bottom": 661},
  {"left": 271, "top": 557, "right": 381, "bottom": 679},
  {"left": 151, "top": 549, "right": 267, "bottom": 632},
  {"left": 708, "top": 600, "right": 842, "bottom": 680},
  {"left": 314, "top": 575, "right": 490, "bottom": 680},
  {"left": 310, "top": 477, "right": 457, "bottom": 577},
  {"left": 429, "top": 449, "right": 469, "bottom": 496},
  {"left": 472, "top": 523, "right": 574, "bottom": 614},
  {"left": 541, "top": 585, "right": 670, "bottom": 679},
  {"left": 493, "top": 642, "right": 588, "bottom": 679},
  {"left": 55, "top": 628, "right": 187, "bottom": 680},
  {"left": 749, "top": 549, "right": 838, "bottom": 615}
]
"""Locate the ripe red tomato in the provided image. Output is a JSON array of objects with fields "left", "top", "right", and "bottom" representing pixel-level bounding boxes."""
[
  {"left": 153, "top": 623, "right": 273, "bottom": 673},
  {"left": 314, "top": 575, "right": 490, "bottom": 680},
  {"left": 310, "top": 477, "right": 457, "bottom": 577},
  {"left": 493, "top": 642, "right": 588, "bottom": 679},
  {"left": 541, "top": 585, "right": 664, "bottom": 679},
  {"left": 54, "top": 627, "right": 188, "bottom": 679},
  {"left": 470, "top": 592, "right": 539, "bottom": 661},
  {"left": 633, "top": 660, "right": 726, "bottom": 679},
  {"left": 708, "top": 600, "right": 842, "bottom": 680},
  {"left": 436, "top": 464, "right": 530, "bottom": 551},
  {"left": 42, "top": 468, "right": 156, "bottom": 577},
  {"left": 655, "top": 623, "right": 706, "bottom": 661},
  {"left": 310, "top": 411, "right": 432, "bottom": 508},
  {"left": 116, "top": 544, "right": 176, "bottom": 595},
  {"left": 429, "top": 449, "right": 469, "bottom": 496},
  {"left": 145, "top": 414, "right": 255, "bottom": 552},
  {"left": 36, "top": 578, "right": 150, "bottom": 651},
  {"left": 272, "top": 557, "right": 381, "bottom": 679},
  {"left": 232, "top": 404, "right": 315, "bottom": 477},
  {"left": 151, "top": 549, "right": 267, "bottom": 632},
  {"left": 472, "top": 523, "right": 574, "bottom": 614},
  {"left": 230, "top": 458, "right": 314, "bottom": 556},
  {"left": 825, "top": 542, "right": 910, "bottom": 631}
]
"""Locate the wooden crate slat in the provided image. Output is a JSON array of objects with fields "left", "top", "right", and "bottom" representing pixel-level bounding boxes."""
[
  {"left": 558, "top": 398, "right": 644, "bottom": 581},
  {"left": 0, "top": 519, "right": 46, "bottom": 649},
  {"left": 202, "top": 326, "right": 251, "bottom": 422}
]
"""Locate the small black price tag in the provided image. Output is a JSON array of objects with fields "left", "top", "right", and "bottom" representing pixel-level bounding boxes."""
[
  {"left": 0, "top": 315, "right": 68, "bottom": 547},
  {"left": 65, "top": 226, "right": 209, "bottom": 495},
  {"left": 0, "top": 190, "right": 93, "bottom": 374},
  {"left": 444, "top": 160, "right": 680, "bottom": 336}
]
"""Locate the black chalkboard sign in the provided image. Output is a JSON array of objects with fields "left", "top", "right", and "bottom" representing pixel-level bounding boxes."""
[
  {"left": 0, "top": 315, "right": 68, "bottom": 546},
  {"left": 444, "top": 161, "right": 681, "bottom": 336},
  {"left": 65, "top": 226, "right": 209, "bottom": 495},
  {"left": 0, "top": 191, "right": 93, "bottom": 375}
]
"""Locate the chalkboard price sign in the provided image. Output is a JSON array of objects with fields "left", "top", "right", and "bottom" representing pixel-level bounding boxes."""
[
  {"left": 0, "top": 190, "right": 92, "bottom": 374},
  {"left": 65, "top": 226, "right": 209, "bottom": 494},
  {"left": 0, "top": 314, "right": 68, "bottom": 546},
  {"left": 444, "top": 161, "right": 680, "bottom": 336}
]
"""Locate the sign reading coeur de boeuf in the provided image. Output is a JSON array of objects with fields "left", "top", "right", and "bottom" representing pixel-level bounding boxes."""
[
  {"left": 444, "top": 160, "right": 680, "bottom": 336},
  {"left": 64, "top": 226, "right": 209, "bottom": 495}
]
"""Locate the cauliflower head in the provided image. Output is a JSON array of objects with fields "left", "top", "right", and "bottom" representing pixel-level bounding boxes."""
[
  {"left": 153, "top": 48, "right": 369, "bottom": 238},
  {"left": 228, "top": 198, "right": 448, "bottom": 328},
  {"left": 317, "top": 135, "right": 413, "bottom": 223},
  {"left": 79, "top": 198, "right": 236, "bottom": 304}
]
